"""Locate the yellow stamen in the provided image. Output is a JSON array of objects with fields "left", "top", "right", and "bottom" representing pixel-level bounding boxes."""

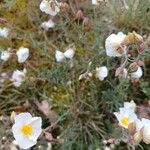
[
  {"left": 121, "top": 117, "right": 129, "bottom": 127},
  {"left": 21, "top": 124, "right": 33, "bottom": 136},
  {"left": 112, "top": 43, "right": 120, "bottom": 50}
]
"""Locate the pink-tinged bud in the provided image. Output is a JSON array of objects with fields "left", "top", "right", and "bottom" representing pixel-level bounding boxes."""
[
  {"left": 107, "top": 138, "right": 114, "bottom": 144},
  {"left": 128, "top": 62, "right": 138, "bottom": 73},
  {"left": 115, "top": 67, "right": 123, "bottom": 76},
  {"left": 139, "top": 42, "right": 148, "bottom": 53},
  {"left": 115, "top": 67, "right": 128, "bottom": 78},
  {"left": 83, "top": 17, "right": 91, "bottom": 31},
  {"left": 59, "top": 2, "right": 70, "bottom": 11},
  {"left": 136, "top": 60, "right": 144, "bottom": 66},
  {"left": 76, "top": 10, "right": 84, "bottom": 19}
]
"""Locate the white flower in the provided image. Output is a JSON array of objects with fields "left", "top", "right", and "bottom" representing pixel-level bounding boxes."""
[
  {"left": 40, "top": 0, "right": 60, "bottom": 16},
  {"left": 104, "top": 147, "right": 111, "bottom": 150},
  {"left": 141, "top": 118, "right": 150, "bottom": 144},
  {"left": 12, "top": 112, "right": 42, "bottom": 149},
  {"left": 135, "top": 119, "right": 143, "bottom": 132},
  {"left": 41, "top": 19, "right": 55, "bottom": 30},
  {"left": 11, "top": 69, "right": 27, "bottom": 87},
  {"left": 124, "top": 100, "right": 136, "bottom": 112},
  {"left": 105, "top": 32, "right": 126, "bottom": 57},
  {"left": 114, "top": 107, "right": 138, "bottom": 128},
  {"left": 131, "top": 66, "right": 143, "bottom": 79},
  {"left": 96, "top": 66, "right": 108, "bottom": 81},
  {"left": 92, "top": 0, "right": 98, "bottom": 5},
  {"left": 64, "top": 48, "right": 75, "bottom": 59},
  {"left": 1, "top": 51, "right": 10, "bottom": 61},
  {"left": 0, "top": 27, "right": 9, "bottom": 38},
  {"left": 16, "top": 47, "right": 29, "bottom": 63},
  {"left": 55, "top": 50, "right": 65, "bottom": 62}
]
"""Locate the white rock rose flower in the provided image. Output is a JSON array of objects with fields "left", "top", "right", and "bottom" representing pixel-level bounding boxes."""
[
  {"left": 92, "top": 0, "right": 98, "bottom": 5},
  {"left": 131, "top": 66, "right": 143, "bottom": 79},
  {"left": 0, "top": 51, "right": 10, "bottom": 61},
  {"left": 124, "top": 100, "right": 136, "bottom": 112},
  {"left": 12, "top": 112, "right": 42, "bottom": 149},
  {"left": 41, "top": 19, "right": 55, "bottom": 30},
  {"left": 135, "top": 119, "right": 143, "bottom": 132},
  {"left": 96, "top": 66, "right": 108, "bottom": 81},
  {"left": 40, "top": 0, "right": 60, "bottom": 16},
  {"left": 16, "top": 47, "right": 29, "bottom": 63},
  {"left": 141, "top": 118, "right": 150, "bottom": 144},
  {"left": 0, "top": 27, "right": 9, "bottom": 38},
  {"left": 55, "top": 50, "right": 65, "bottom": 62},
  {"left": 114, "top": 107, "right": 138, "bottom": 128},
  {"left": 64, "top": 48, "right": 75, "bottom": 59},
  {"left": 105, "top": 32, "right": 126, "bottom": 57},
  {"left": 11, "top": 69, "right": 27, "bottom": 87}
]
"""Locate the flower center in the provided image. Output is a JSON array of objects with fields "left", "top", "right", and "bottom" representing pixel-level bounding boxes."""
[
  {"left": 112, "top": 43, "right": 120, "bottom": 50},
  {"left": 21, "top": 124, "right": 33, "bottom": 136},
  {"left": 121, "top": 117, "right": 129, "bottom": 127},
  {"left": 112, "top": 43, "right": 124, "bottom": 54}
]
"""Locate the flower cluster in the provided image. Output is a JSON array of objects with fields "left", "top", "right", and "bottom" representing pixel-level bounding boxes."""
[
  {"left": 40, "top": 0, "right": 60, "bottom": 30},
  {"left": 40, "top": 0, "right": 60, "bottom": 16},
  {"left": 0, "top": 47, "right": 29, "bottom": 87},
  {"left": 105, "top": 31, "right": 149, "bottom": 81},
  {"left": 114, "top": 101, "right": 150, "bottom": 145},
  {"left": 79, "top": 31, "right": 149, "bottom": 82},
  {"left": 55, "top": 45, "right": 75, "bottom": 62}
]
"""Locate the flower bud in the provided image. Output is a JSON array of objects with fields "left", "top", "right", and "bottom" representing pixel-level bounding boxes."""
[
  {"left": 124, "top": 31, "right": 143, "bottom": 45},
  {"left": 59, "top": 2, "right": 70, "bottom": 11},
  {"left": 136, "top": 60, "right": 144, "bottom": 66},
  {"left": 139, "top": 42, "right": 148, "bottom": 53},
  {"left": 115, "top": 67, "right": 128, "bottom": 78},
  {"left": 133, "top": 132, "right": 142, "bottom": 143},
  {"left": 10, "top": 111, "right": 17, "bottom": 122},
  {"left": 83, "top": 17, "right": 91, "bottom": 31},
  {"left": 128, "top": 122, "right": 136, "bottom": 135},
  {"left": 76, "top": 10, "right": 84, "bottom": 20},
  {"left": 128, "top": 62, "right": 138, "bottom": 73}
]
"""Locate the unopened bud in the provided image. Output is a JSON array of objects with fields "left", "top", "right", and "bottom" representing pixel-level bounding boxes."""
[
  {"left": 59, "top": 2, "right": 70, "bottom": 11},
  {"left": 136, "top": 60, "right": 144, "bottom": 66},
  {"left": 139, "top": 42, "right": 148, "bottom": 53},
  {"left": 115, "top": 67, "right": 123, "bottom": 76},
  {"left": 76, "top": 10, "right": 84, "bottom": 19},
  {"left": 128, "top": 122, "right": 136, "bottom": 135},
  {"left": 128, "top": 62, "right": 138, "bottom": 73},
  {"left": 107, "top": 138, "right": 114, "bottom": 144},
  {"left": 124, "top": 31, "right": 143, "bottom": 45},
  {"left": 83, "top": 17, "right": 91, "bottom": 31},
  {"left": 10, "top": 111, "right": 16, "bottom": 122},
  {"left": 134, "top": 132, "right": 142, "bottom": 143}
]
